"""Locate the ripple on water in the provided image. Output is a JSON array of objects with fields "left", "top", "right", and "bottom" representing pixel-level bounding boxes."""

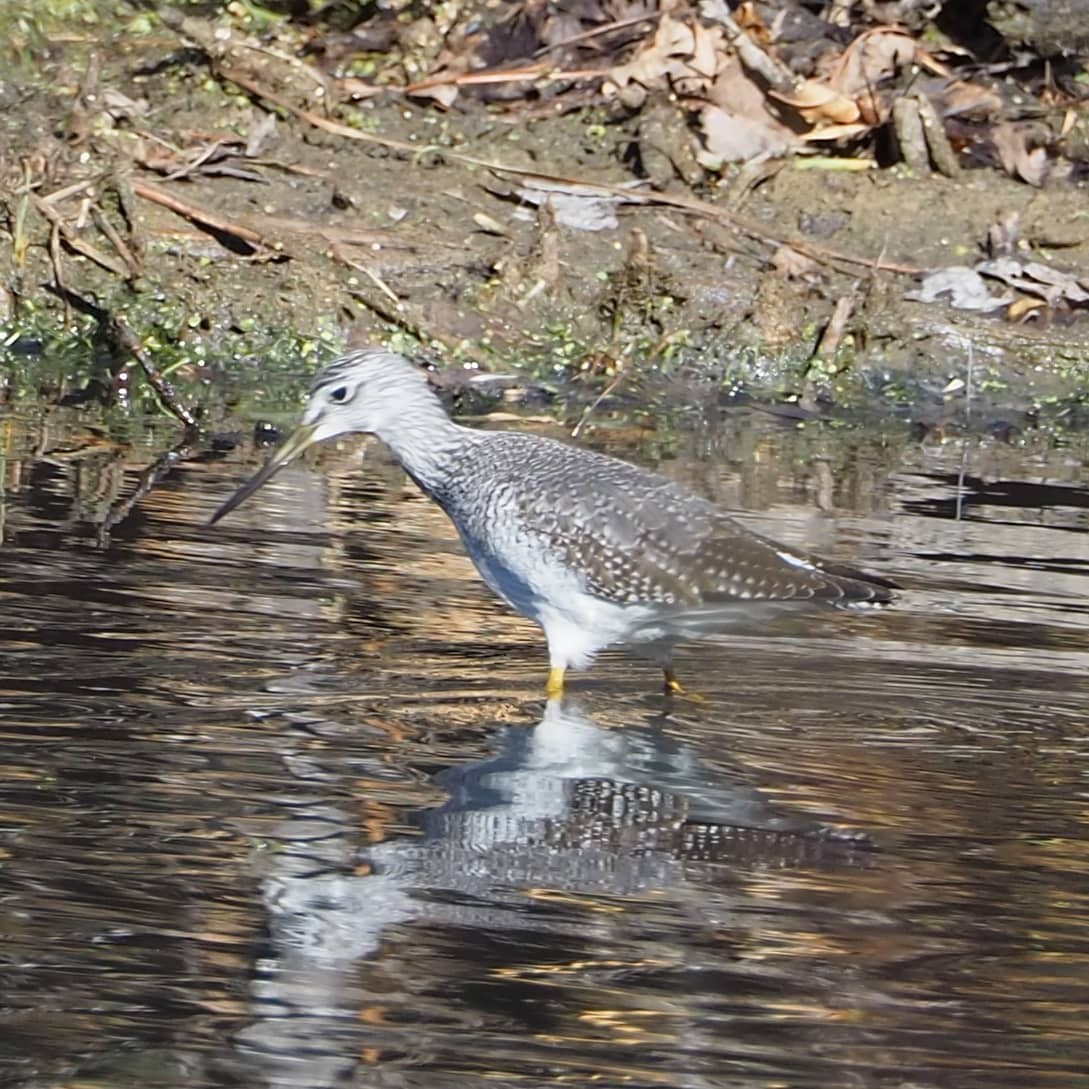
[{"left": 1, "top": 413, "right": 1088, "bottom": 1088}]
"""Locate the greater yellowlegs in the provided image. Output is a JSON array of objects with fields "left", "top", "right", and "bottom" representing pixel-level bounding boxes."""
[{"left": 210, "top": 347, "right": 894, "bottom": 695}]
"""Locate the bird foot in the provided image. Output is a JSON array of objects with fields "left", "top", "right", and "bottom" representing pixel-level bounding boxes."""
[
  {"left": 545, "top": 666, "right": 566, "bottom": 699},
  {"left": 663, "top": 670, "right": 705, "bottom": 702}
]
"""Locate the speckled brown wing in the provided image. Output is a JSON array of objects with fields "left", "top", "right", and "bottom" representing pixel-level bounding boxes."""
[
  {"left": 535, "top": 456, "right": 891, "bottom": 611},
  {"left": 574, "top": 501, "right": 893, "bottom": 612},
  {"left": 680, "top": 515, "right": 894, "bottom": 603},
  {"left": 452, "top": 431, "right": 893, "bottom": 614}
]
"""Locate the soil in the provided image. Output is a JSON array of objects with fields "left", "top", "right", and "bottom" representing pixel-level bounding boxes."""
[{"left": 3, "top": 7, "right": 1089, "bottom": 436}]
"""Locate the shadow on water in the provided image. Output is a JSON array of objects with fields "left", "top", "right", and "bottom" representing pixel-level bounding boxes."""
[{"left": 1, "top": 399, "right": 1089, "bottom": 1088}]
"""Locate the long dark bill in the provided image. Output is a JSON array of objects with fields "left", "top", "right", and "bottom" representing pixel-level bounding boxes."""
[{"left": 208, "top": 422, "right": 319, "bottom": 525}]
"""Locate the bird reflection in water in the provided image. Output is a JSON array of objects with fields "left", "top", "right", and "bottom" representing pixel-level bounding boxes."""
[{"left": 233, "top": 699, "right": 870, "bottom": 1088}]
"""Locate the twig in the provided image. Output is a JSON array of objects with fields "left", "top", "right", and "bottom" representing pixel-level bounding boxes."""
[
  {"left": 405, "top": 63, "right": 607, "bottom": 95},
  {"left": 334, "top": 250, "right": 401, "bottom": 306},
  {"left": 534, "top": 11, "right": 662, "bottom": 56},
  {"left": 701, "top": 0, "right": 798, "bottom": 95},
  {"left": 348, "top": 287, "right": 435, "bottom": 345},
  {"left": 571, "top": 366, "right": 627, "bottom": 439},
  {"left": 96, "top": 442, "right": 192, "bottom": 547},
  {"left": 406, "top": 63, "right": 550, "bottom": 94},
  {"left": 30, "top": 194, "right": 130, "bottom": 277},
  {"left": 216, "top": 63, "right": 419, "bottom": 155},
  {"left": 39, "top": 178, "right": 98, "bottom": 206},
  {"left": 237, "top": 40, "right": 331, "bottom": 96},
  {"left": 110, "top": 174, "right": 146, "bottom": 265},
  {"left": 130, "top": 179, "right": 269, "bottom": 252},
  {"left": 90, "top": 202, "right": 141, "bottom": 278},
  {"left": 162, "top": 139, "right": 229, "bottom": 182},
  {"left": 112, "top": 315, "right": 199, "bottom": 430},
  {"left": 813, "top": 294, "right": 855, "bottom": 359},
  {"left": 47, "top": 221, "right": 72, "bottom": 324}
]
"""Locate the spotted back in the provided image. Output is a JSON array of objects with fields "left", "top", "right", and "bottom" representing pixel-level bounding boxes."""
[{"left": 440, "top": 430, "right": 892, "bottom": 615}]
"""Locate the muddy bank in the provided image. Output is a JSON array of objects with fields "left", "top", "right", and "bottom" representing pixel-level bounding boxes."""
[{"left": 2, "top": 3, "right": 1089, "bottom": 441}]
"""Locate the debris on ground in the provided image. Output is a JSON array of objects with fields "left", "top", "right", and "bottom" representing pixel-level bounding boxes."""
[{"left": 1, "top": 0, "right": 1088, "bottom": 426}]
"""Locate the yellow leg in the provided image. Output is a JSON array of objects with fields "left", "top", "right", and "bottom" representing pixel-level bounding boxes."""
[
  {"left": 663, "top": 667, "right": 684, "bottom": 695},
  {"left": 545, "top": 665, "right": 566, "bottom": 699}
]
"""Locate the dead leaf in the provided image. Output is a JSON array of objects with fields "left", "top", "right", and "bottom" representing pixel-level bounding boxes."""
[
  {"left": 832, "top": 29, "right": 916, "bottom": 97},
  {"left": 603, "top": 13, "right": 723, "bottom": 100},
  {"left": 935, "top": 79, "right": 1004, "bottom": 120},
  {"left": 771, "top": 79, "right": 860, "bottom": 126},
  {"left": 977, "top": 257, "right": 1089, "bottom": 305},
  {"left": 516, "top": 179, "right": 647, "bottom": 231},
  {"left": 733, "top": 1, "right": 770, "bottom": 42},
  {"left": 406, "top": 77, "right": 460, "bottom": 108},
  {"left": 101, "top": 88, "right": 149, "bottom": 121},
  {"left": 799, "top": 122, "right": 871, "bottom": 144},
  {"left": 698, "top": 104, "right": 795, "bottom": 165},
  {"left": 771, "top": 245, "right": 819, "bottom": 279},
  {"left": 905, "top": 267, "right": 1014, "bottom": 311},
  {"left": 992, "top": 123, "right": 1049, "bottom": 187},
  {"left": 1006, "top": 297, "right": 1045, "bottom": 322},
  {"left": 338, "top": 78, "right": 385, "bottom": 100},
  {"left": 699, "top": 55, "right": 797, "bottom": 165}
]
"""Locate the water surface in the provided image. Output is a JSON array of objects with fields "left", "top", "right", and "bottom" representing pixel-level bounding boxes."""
[{"left": 2, "top": 399, "right": 1088, "bottom": 1089}]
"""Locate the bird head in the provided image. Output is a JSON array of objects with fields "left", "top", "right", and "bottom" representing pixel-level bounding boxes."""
[{"left": 208, "top": 347, "right": 430, "bottom": 524}]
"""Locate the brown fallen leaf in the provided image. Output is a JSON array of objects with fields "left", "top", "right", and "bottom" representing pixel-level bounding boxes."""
[
  {"left": 831, "top": 28, "right": 916, "bottom": 98},
  {"left": 771, "top": 78, "right": 860, "bottom": 126},
  {"left": 1006, "top": 296, "right": 1045, "bottom": 322},
  {"left": 406, "top": 74, "right": 461, "bottom": 108},
  {"left": 699, "top": 54, "right": 797, "bottom": 165},
  {"left": 771, "top": 245, "right": 819, "bottom": 279},
  {"left": 698, "top": 103, "right": 795, "bottom": 166},
  {"left": 992, "top": 123, "right": 1049, "bottom": 187},
  {"left": 977, "top": 257, "right": 1089, "bottom": 306},
  {"left": 799, "top": 122, "right": 872, "bottom": 144},
  {"left": 936, "top": 79, "right": 1004, "bottom": 121},
  {"left": 602, "top": 12, "right": 723, "bottom": 103}
]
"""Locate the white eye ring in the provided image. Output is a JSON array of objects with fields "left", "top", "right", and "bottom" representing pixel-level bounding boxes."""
[{"left": 328, "top": 386, "right": 349, "bottom": 403}]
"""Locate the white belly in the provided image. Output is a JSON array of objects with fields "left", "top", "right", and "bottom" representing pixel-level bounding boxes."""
[{"left": 460, "top": 531, "right": 651, "bottom": 671}]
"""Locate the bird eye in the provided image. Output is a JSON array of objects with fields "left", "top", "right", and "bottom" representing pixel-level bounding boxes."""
[{"left": 328, "top": 385, "right": 349, "bottom": 404}]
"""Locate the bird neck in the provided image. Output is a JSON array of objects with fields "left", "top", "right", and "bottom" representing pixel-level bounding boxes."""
[{"left": 373, "top": 395, "right": 469, "bottom": 497}]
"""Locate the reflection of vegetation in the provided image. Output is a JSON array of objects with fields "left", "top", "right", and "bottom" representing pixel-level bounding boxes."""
[
  {"left": 0, "top": 0, "right": 310, "bottom": 49},
  {"left": 0, "top": 306, "right": 337, "bottom": 426},
  {"left": 2, "top": 1, "right": 112, "bottom": 45}
]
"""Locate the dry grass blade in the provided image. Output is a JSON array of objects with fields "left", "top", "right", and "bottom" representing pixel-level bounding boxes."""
[
  {"left": 90, "top": 203, "right": 141, "bottom": 278},
  {"left": 31, "top": 195, "right": 129, "bottom": 278}
]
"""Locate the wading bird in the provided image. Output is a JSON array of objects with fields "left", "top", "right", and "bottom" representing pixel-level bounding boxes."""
[{"left": 210, "top": 348, "right": 894, "bottom": 696}]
